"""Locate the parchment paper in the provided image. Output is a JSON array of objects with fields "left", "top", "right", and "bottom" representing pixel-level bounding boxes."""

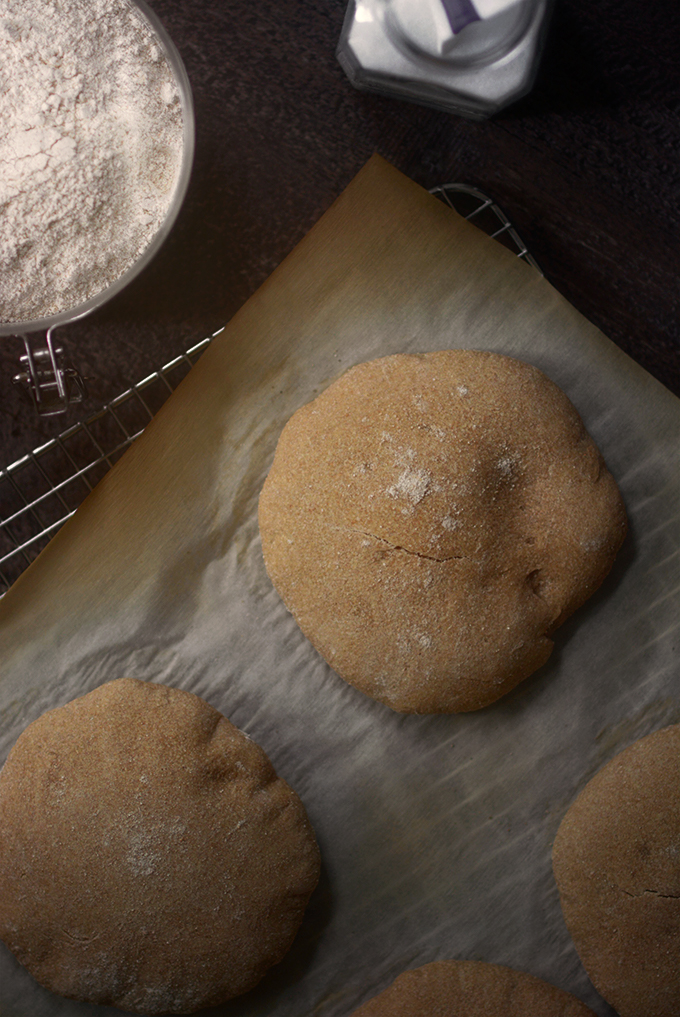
[{"left": 0, "top": 155, "right": 678, "bottom": 1017}]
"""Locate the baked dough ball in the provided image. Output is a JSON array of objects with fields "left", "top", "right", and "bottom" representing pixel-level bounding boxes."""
[
  {"left": 259, "top": 350, "right": 626, "bottom": 713},
  {"left": 349, "top": 959, "right": 598, "bottom": 1016},
  {"left": 553, "top": 725, "right": 680, "bottom": 1017},
  {"left": 0, "top": 678, "right": 320, "bottom": 1014}
]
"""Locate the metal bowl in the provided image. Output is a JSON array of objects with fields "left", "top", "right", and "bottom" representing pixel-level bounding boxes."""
[{"left": 0, "top": 0, "right": 195, "bottom": 339}]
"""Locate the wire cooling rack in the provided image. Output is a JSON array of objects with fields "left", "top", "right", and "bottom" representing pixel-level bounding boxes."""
[
  {"left": 430, "top": 183, "right": 541, "bottom": 272},
  {"left": 0, "top": 185, "right": 539, "bottom": 596},
  {"left": 0, "top": 332, "right": 218, "bottom": 594}
]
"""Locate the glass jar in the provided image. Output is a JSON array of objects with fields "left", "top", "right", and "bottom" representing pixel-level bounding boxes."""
[{"left": 336, "top": 0, "right": 551, "bottom": 119}]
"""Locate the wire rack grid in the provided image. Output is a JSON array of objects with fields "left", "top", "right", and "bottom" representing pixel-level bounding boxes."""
[
  {"left": 0, "top": 333, "right": 218, "bottom": 594},
  {"left": 0, "top": 185, "right": 539, "bottom": 596},
  {"left": 430, "top": 183, "right": 542, "bottom": 272}
]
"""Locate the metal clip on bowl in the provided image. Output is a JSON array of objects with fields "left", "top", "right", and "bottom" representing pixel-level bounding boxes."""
[{"left": 13, "top": 331, "right": 87, "bottom": 416}]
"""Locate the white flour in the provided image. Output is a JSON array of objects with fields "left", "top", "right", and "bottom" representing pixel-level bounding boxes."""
[{"left": 0, "top": 0, "right": 184, "bottom": 324}]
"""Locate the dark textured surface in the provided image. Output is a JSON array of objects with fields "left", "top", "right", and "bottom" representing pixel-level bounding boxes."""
[{"left": 1, "top": 0, "right": 679, "bottom": 466}]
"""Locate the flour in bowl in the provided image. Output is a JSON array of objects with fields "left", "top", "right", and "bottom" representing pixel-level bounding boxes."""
[{"left": 0, "top": 0, "right": 184, "bottom": 324}]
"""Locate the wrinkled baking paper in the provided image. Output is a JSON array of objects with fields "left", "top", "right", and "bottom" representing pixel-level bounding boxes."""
[{"left": 0, "top": 155, "right": 678, "bottom": 1017}]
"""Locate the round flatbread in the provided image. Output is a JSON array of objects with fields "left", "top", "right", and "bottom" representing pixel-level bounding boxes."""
[
  {"left": 553, "top": 725, "right": 680, "bottom": 1017},
  {"left": 349, "top": 959, "right": 598, "bottom": 1015},
  {"left": 259, "top": 350, "right": 627, "bottom": 713},
  {"left": 0, "top": 678, "right": 320, "bottom": 1014}
]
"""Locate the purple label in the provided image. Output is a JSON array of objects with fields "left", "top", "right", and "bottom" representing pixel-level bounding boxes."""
[{"left": 441, "top": 0, "right": 481, "bottom": 34}]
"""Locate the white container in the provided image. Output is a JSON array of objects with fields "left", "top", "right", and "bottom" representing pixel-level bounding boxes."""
[{"left": 337, "top": 0, "right": 552, "bottom": 120}]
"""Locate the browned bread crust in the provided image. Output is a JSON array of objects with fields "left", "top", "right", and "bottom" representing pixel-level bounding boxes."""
[
  {"left": 349, "top": 959, "right": 598, "bottom": 1016},
  {"left": 0, "top": 678, "right": 320, "bottom": 1014},
  {"left": 259, "top": 350, "right": 627, "bottom": 713},
  {"left": 553, "top": 725, "right": 680, "bottom": 1017}
]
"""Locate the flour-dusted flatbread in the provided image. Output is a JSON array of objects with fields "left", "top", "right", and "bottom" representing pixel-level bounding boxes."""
[
  {"left": 349, "top": 959, "right": 598, "bottom": 1015},
  {"left": 259, "top": 350, "right": 627, "bottom": 713},
  {"left": 553, "top": 725, "right": 680, "bottom": 1017},
  {"left": 0, "top": 678, "right": 320, "bottom": 1015}
]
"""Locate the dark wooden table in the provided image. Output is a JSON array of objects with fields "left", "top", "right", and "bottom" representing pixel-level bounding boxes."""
[{"left": 1, "top": 0, "right": 679, "bottom": 467}]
